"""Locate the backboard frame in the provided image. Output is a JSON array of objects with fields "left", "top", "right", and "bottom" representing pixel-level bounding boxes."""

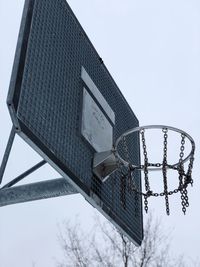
[{"left": 6, "top": 0, "right": 143, "bottom": 246}]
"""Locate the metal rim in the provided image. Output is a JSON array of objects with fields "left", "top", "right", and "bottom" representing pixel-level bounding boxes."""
[{"left": 114, "top": 125, "right": 195, "bottom": 171}]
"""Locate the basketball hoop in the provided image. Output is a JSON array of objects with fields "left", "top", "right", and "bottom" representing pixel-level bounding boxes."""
[
  {"left": 115, "top": 125, "right": 195, "bottom": 215},
  {"left": 93, "top": 125, "right": 195, "bottom": 215}
]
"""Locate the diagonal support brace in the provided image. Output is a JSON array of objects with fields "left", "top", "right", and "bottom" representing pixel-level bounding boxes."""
[
  {"left": 1, "top": 160, "right": 46, "bottom": 189},
  {"left": 0, "top": 126, "right": 15, "bottom": 184}
]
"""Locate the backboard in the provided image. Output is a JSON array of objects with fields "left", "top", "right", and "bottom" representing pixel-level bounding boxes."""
[{"left": 7, "top": 0, "right": 143, "bottom": 245}]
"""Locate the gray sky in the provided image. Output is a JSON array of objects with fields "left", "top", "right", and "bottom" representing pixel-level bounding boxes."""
[{"left": 0, "top": 0, "right": 200, "bottom": 266}]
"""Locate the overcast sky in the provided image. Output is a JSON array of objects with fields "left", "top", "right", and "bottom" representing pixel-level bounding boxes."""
[{"left": 0, "top": 0, "right": 200, "bottom": 266}]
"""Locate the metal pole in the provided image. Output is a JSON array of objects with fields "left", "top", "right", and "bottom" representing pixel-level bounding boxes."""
[
  {"left": 0, "top": 126, "right": 16, "bottom": 184},
  {"left": 0, "top": 178, "right": 78, "bottom": 207},
  {"left": 1, "top": 160, "right": 46, "bottom": 189}
]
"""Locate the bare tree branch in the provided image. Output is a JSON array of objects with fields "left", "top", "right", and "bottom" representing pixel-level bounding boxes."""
[
  {"left": 58, "top": 221, "right": 92, "bottom": 267},
  {"left": 57, "top": 213, "right": 195, "bottom": 267}
]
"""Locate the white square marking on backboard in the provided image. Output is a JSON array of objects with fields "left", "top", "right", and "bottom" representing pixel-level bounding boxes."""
[
  {"left": 81, "top": 88, "right": 113, "bottom": 152},
  {"left": 81, "top": 66, "right": 115, "bottom": 124}
]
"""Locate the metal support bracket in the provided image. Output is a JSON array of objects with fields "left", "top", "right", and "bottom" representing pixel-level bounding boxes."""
[
  {"left": 0, "top": 126, "right": 78, "bottom": 207},
  {"left": 93, "top": 150, "right": 118, "bottom": 182},
  {"left": 0, "top": 178, "right": 78, "bottom": 207}
]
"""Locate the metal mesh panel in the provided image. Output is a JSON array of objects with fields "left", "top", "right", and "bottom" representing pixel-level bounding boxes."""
[{"left": 9, "top": 0, "right": 143, "bottom": 245}]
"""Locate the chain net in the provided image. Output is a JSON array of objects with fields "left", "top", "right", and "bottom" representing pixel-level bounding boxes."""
[{"left": 118, "top": 127, "right": 195, "bottom": 215}]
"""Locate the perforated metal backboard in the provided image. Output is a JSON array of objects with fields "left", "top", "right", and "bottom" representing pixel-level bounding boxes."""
[{"left": 8, "top": 0, "right": 143, "bottom": 245}]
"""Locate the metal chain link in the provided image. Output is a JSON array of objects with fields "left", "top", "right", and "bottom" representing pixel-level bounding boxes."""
[
  {"left": 121, "top": 135, "right": 145, "bottom": 214},
  {"left": 178, "top": 134, "right": 188, "bottom": 214},
  {"left": 186, "top": 152, "right": 194, "bottom": 186},
  {"left": 115, "top": 138, "right": 126, "bottom": 210},
  {"left": 140, "top": 130, "right": 150, "bottom": 213},
  {"left": 120, "top": 136, "right": 142, "bottom": 215},
  {"left": 162, "top": 128, "right": 170, "bottom": 215},
  {"left": 120, "top": 175, "right": 126, "bottom": 209},
  {"left": 118, "top": 136, "right": 132, "bottom": 210},
  {"left": 140, "top": 130, "right": 150, "bottom": 190},
  {"left": 122, "top": 136, "right": 132, "bottom": 193}
]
